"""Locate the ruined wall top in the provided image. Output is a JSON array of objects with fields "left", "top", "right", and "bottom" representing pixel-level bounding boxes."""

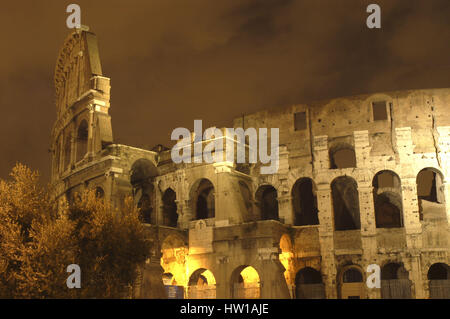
[
  {"left": 54, "top": 29, "right": 104, "bottom": 116},
  {"left": 232, "top": 88, "right": 450, "bottom": 157}
]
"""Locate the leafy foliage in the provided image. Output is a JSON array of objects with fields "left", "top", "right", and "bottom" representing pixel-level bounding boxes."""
[{"left": 0, "top": 163, "right": 151, "bottom": 298}]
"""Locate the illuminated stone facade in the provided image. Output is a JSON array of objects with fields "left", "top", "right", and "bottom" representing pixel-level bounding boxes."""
[{"left": 50, "top": 29, "right": 450, "bottom": 299}]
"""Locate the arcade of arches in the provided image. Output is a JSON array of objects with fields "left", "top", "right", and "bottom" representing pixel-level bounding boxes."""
[
  {"left": 138, "top": 168, "right": 449, "bottom": 299},
  {"left": 50, "top": 30, "right": 450, "bottom": 300}
]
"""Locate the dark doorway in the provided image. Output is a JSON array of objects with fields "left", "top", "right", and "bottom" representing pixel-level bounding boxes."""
[
  {"left": 331, "top": 176, "right": 361, "bottom": 230},
  {"left": 162, "top": 188, "right": 178, "bottom": 227},
  {"left": 292, "top": 178, "right": 319, "bottom": 226},
  {"left": 428, "top": 263, "right": 450, "bottom": 299},
  {"left": 193, "top": 179, "right": 215, "bottom": 220},
  {"left": 256, "top": 185, "right": 279, "bottom": 221}
]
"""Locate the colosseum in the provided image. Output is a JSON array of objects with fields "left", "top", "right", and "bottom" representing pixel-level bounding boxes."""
[{"left": 50, "top": 28, "right": 450, "bottom": 299}]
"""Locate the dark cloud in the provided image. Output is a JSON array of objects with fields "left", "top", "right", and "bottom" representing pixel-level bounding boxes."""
[{"left": 0, "top": 0, "right": 448, "bottom": 182}]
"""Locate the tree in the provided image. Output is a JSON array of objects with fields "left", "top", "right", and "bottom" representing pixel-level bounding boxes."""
[
  {"left": 69, "top": 191, "right": 151, "bottom": 298},
  {"left": 0, "top": 163, "right": 152, "bottom": 298}
]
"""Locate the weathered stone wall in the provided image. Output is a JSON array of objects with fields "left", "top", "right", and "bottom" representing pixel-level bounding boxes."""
[{"left": 51, "top": 30, "right": 449, "bottom": 299}]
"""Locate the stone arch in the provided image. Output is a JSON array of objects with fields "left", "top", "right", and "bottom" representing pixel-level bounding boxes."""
[
  {"left": 329, "top": 143, "right": 356, "bottom": 169},
  {"left": 188, "top": 268, "right": 216, "bottom": 299},
  {"left": 331, "top": 176, "right": 361, "bottom": 230},
  {"left": 292, "top": 177, "right": 319, "bottom": 226},
  {"left": 427, "top": 263, "right": 450, "bottom": 299},
  {"left": 64, "top": 134, "right": 72, "bottom": 171},
  {"left": 428, "top": 263, "right": 450, "bottom": 280},
  {"left": 380, "top": 262, "right": 412, "bottom": 299},
  {"left": 286, "top": 168, "right": 314, "bottom": 193},
  {"left": 130, "top": 159, "right": 158, "bottom": 224},
  {"left": 65, "top": 188, "right": 73, "bottom": 206},
  {"left": 372, "top": 170, "right": 403, "bottom": 228},
  {"left": 295, "top": 267, "right": 325, "bottom": 299},
  {"left": 53, "top": 134, "right": 62, "bottom": 174},
  {"left": 338, "top": 265, "right": 365, "bottom": 299},
  {"left": 162, "top": 188, "right": 178, "bottom": 227},
  {"left": 255, "top": 185, "right": 279, "bottom": 221},
  {"left": 76, "top": 119, "right": 88, "bottom": 162},
  {"left": 255, "top": 174, "right": 283, "bottom": 197},
  {"left": 137, "top": 192, "right": 153, "bottom": 224},
  {"left": 190, "top": 178, "right": 215, "bottom": 220},
  {"left": 130, "top": 158, "right": 158, "bottom": 189},
  {"left": 416, "top": 167, "right": 446, "bottom": 221},
  {"left": 95, "top": 186, "right": 104, "bottom": 199},
  {"left": 231, "top": 265, "right": 261, "bottom": 299}
]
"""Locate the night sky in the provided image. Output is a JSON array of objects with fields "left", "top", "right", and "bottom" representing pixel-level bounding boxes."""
[{"left": 0, "top": 0, "right": 449, "bottom": 182}]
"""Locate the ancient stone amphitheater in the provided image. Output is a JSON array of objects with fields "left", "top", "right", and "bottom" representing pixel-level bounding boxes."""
[{"left": 50, "top": 29, "right": 449, "bottom": 299}]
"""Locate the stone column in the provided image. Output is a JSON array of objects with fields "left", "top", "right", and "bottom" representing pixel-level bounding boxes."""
[
  {"left": 214, "top": 256, "right": 230, "bottom": 299},
  {"left": 354, "top": 130, "right": 371, "bottom": 169},
  {"left": 358, "top": 182, "right": 377, "bottom": 236},
  {"left": 400, "top": 175, "right": 424, "bottom": 299},
  {"left": 401, "top": 177, "right": 422, "bottom": 248},
  {"left": 139, "top": 258, "right": 167, "bottom": 299},
  {"left": 443, "top": 183, "right": 450, "bottom": 230},
  {"left": 358, "top": 182, "right": 379, "bottom": 299},
  {"left": 278, "top": 195, "right": 293, "bottom": 225},
  {"left": 257, "top": 249, "right": 291, "bottom": 299},
  {"left": 316, "top": 183, "right": 337, "bottom": 298},
  {"left": 313, "top": 135, "right": 329, "bottom": 170},
  {"left": 409, "top": 253, "right": 425, "bottom": 299},
  {"left": 178, "top": 199, "right": 193, "bottom": 230},
  {"left": 436, "top": 126, "right": 450, "bottom": 229},
  {"left": 213, "top": 162, "right": 239, "bottom": 224},
  {"left": 69, "top": 125, "right": 75, "bottom": 170},
  {"left": 87, "top": 104, "right": 95, "bottom": 158}
]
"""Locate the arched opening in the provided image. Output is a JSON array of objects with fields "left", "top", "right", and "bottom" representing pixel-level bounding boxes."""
[
  {"left": 331, "top": 176, "right": 361, "bottom": 230},
  {"left": 292, "top": 178, "right": 319, "bottom": 226},
  {"left": 372, "top": 170, "right": 403, "bottom": 228},
  {"left": 76, "top": 120, "right": 88, "bottom": 162},
  {"left": 137, "top": 193, "right": 153, "bottom": 224},
  {"left": 162, "top": 188, "right": 178, "bottom": 227},
  {"left": 64, "top": 134, "right": 71, "bottom": 171},
  {"left": 191, "top": 179, "right": 215, "bottom": 220},
  {"left": 416, "top": 168, "right": 446, "bottom": 221},
  {"left": 255, "top": 185, "right": 279, "bottom": 221},
  {"left": 330, "top": 145, "right": 356, "bottom": 169},
  {"left": 130, "top": 159, "right": 158, "bottom": 188},
  {"left": 130, "top": 159, "right": 158, "bottom": 224},
  {"left": 295, "top": 267, "right": 325, "bottom": 299},
  {"left": 428, "top": 263, "right": 450, "bottom": 299},
  {"left": 339, "top": 266, "right": 365, "bottom": 299},
  {"left": 95, "top": 186, "right": 104, "bottom": 199},
  {"left": 54, "top": 135, "right": 62, "bottom": 174},
  {"left": 65, "top": 189, "right": 73, "bottom": 206},
  {"left": 188, "top": 269, "right": 216, "bottom": 299},
  {"left": 380, "top": 262, "right": 412, "bottom": 299},
  {"left": 231, "top": 266, "right": 261, "bottom": 299}
]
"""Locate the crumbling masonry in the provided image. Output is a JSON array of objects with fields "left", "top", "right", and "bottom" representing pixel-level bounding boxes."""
[{"left": 50, "top": 29, "right": 449, "bottom": 299}]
